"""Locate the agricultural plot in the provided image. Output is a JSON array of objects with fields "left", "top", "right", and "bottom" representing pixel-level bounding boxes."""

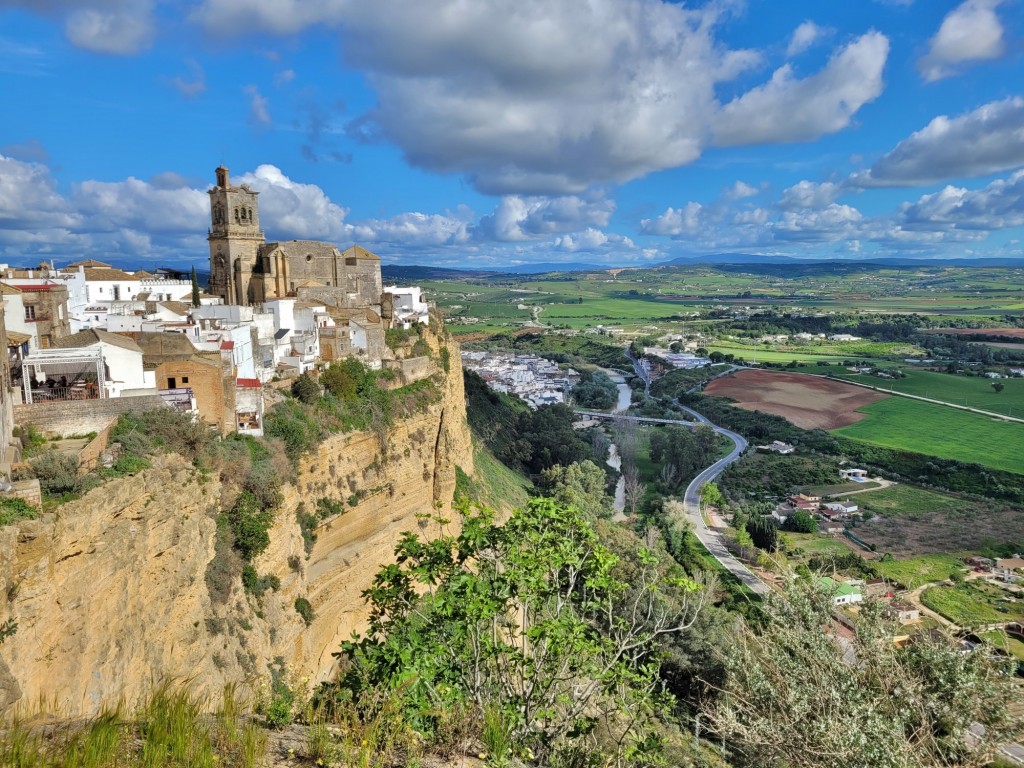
[
  {"left": 833, "top": 398, "right": 1024, "bottom": 474},
  {"left": 872, "top": 554, "right": 965, "bottom": 590},
  {"left": 921, "top": 582, "right": 1024, "bottom": 628},
  {"left": 704, "top": 369, "right": 889, "bottom": 430},
  {"left": 832, "top": 368, "right": 1024, "bottom": 418},
  {"left": 855, "top": 485, "right": 965, "bottom": 519}
]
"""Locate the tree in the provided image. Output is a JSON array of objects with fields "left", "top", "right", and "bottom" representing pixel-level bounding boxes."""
[
  {"left": 704, "top": 582, "right": 1021, "bottom": 768},
  {"left": 540, "top": 460, "right": 613, "bottom": 518},
  {"left": 335, "top": 498, "right": 712, "bottom": 764},
  {"left": 784, "top": 509, "right": 818, "bottom": 533},
  {"left": 622, "top": 464, "right": 645, "bottom": 518},
  {"left": 190, "top": 265, "right": 201, "bottom": 307},
  {"left": 992, "top": 381, "right": 1005, "bottom": 393},
  {"left": 745, "top": 515, "right": 778, "bottom": 551}
]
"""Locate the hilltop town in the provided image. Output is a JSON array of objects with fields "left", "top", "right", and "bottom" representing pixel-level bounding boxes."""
[{"left": 0, "top": 166, "right": 432, "bottom": 497}]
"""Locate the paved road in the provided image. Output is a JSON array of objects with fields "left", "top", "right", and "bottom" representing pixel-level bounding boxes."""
[
  {"left": 677, "top": 404, "right": 768, "bottom": 597},
  {"left": 575, "top": 410, "right": 698, "bottom": 426}
]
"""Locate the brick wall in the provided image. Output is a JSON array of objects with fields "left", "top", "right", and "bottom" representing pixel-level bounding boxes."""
[{"left": 13, "top": 395, "right": 168, "bottom": 438}]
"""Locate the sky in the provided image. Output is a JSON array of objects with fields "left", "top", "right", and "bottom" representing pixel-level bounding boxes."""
[{"left": 0, "top": 0, "right": 1022, "bottom": 269}]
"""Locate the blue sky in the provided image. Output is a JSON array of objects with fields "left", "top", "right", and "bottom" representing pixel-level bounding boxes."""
[{"left": 0, "top": 0, "right": 1022, "bottom": 268}]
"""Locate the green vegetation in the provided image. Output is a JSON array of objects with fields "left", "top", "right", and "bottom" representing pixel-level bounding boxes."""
[
  {"left": 834, "top": 398, "right": 1024, "bottom": 474},
  {"left": 267, "top": 357, "right": 442, "bottom": 462},
  {"left": 707, "top": 583, "right": 1020, "bottom": 768},
  {"left": 0, "top": 497, "right": 35, "bottom": 528},
  {"left": 294, "top": 597, "right": 315, "bottom": 626},
  {"left": 329, "top": 498, "right": 711, "bottom": 765},
  {"left": 856, "top": 484, "right": 964, "bottom": 518},
  {"left": 832, "top": 367, "right": 1024, "bottom": 418},
  {"left": 0, "top": 685, "right": 266, "bottom": 768},
  {"left": 922, "top": 582, "right": 1024, "bottom": 627},
  {"left": 873, "top": 553, "right": 965, "bottom": 590},
  {"left": 979, "top": 629, "right": 1024, "bottom": 662},
  {"left": 570, "top": 368, "right": 618, "bottom": 410}
]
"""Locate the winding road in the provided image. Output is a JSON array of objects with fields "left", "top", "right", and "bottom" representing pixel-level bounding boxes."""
[
  {"left": 677, "top": 405, "right": 767, "bottom": 597},
  {"left": 624, "top": 349, "right": 768, "bottom": 596}
]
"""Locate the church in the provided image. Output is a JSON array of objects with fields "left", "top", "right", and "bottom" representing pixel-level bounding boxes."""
[{"left": 207, "top": 166, "right": 382, "bottom": 310}]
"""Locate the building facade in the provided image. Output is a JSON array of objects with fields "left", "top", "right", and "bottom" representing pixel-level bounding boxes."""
[{"left": 207, "top": 166, "right": 382, "bottom": 309}]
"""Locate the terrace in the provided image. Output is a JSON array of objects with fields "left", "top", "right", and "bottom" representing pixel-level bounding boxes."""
[{"left": 19, "top": 348, "right": 105, "bottom": 404}]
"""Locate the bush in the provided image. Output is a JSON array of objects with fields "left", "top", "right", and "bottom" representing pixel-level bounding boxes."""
[
  {"left": 0, "top": 497, "right": 38, "bottom": 526},
  {"left": 294, "top": 597, "right": 314, "bottom": 625},
  {"left": 228, "top": 492, "right": 275, "bottom": 561},
  {"left": 111, "top": 409, "right": 212, "bottom": 461},
  {"left": 28, "top": 451, "right": 83, "bottom": 497},
  {"left": 241, "top": 565, "right": 281, "bottom": 597},
  {"left": 291, "top": 373, "right": 321, "bottom": 404}
]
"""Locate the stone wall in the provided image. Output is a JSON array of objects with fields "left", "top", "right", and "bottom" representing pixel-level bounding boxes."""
[{"left": 13, "top": 395, "right": 168, "bottom": 437}]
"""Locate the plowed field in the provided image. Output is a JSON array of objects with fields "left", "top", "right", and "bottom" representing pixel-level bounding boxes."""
[{"left": 704, "top": 369, "right": 889, "bottom": 429}]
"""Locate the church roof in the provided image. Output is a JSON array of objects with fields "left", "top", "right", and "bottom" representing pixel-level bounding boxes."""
[
  {"left": 340, "top": 244, "right": 381, "bottom": 261},
  {"left": 262, "top": 241, "right": 341, "bottom": 260},
  {"left": 132, "top": 270, "right": 156, "bottom": 278}
]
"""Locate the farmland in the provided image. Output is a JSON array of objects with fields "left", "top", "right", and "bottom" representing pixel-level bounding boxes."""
[
  {"left": 872, "top": 554, "right": 966, "bottom": 590},
  {"left": 855, "top": 485, "right": 967, "bottom": 519},
  {"left": 921, "top": 582, "right": 1024, "bottom": 627},
  {"left": 833, "top": 398, "right": 1024, "bottom": 474},
  {"left": 704, "top": 369, "right": 889, "bottom": 430},
  {"left": 831, "top": 368, "right": 1024, "bottom": 418}
]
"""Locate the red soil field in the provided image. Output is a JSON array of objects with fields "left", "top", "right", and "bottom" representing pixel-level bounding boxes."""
[{"left": 704, "top": 369, "right": 889, "bottom": 430}]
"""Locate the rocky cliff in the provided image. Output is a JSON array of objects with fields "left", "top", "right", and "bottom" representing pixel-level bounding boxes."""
[{"left": 0, "top": 336, "right": 473, "bottom": 716}]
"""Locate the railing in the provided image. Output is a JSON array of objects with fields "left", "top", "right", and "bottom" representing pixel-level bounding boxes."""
[{"left": 29, "top": 385, "right": 99, "bottom": 401}]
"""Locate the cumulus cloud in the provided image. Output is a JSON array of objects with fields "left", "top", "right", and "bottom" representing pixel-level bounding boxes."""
[
  {"left": 236, "top": 164, "right": 349, "bottom": 241},
  {"left": 243, "top": 85, "right": 271, "bottom": 126},
  {"left": 898, "top": 170, "right": 1024, "bottom": 231},
  {"left": 713, "top": 31, "right": 889, "bottom": 147},
  {"left": 0, "top": 154, "right": 79, "bottom": 230},
  {"left": 726, "top": 181, "right": 759, "bottom": 199},
  {"left": 850, "top": 97, "right": 1024, "bottom": 187},
  {"left": 476, "top": 195, "right": 615, "bottom": 242},
  {"left": 554, "top": 229, "right": 634, "bottom": 253},
  {"left": 194, "top": 0, "right": 888, "bottom": 195},
  {"left": 778, "top": 180, "right": 842, "bottom": 209},
  {"left": 350, "top": 212, "right": 470, "bottom": 246},
  {"left": 640, "top": 203, "right": 704, "bottom": 236},
  {"left": 918, "top": 0, "right": 1005, "bottom": 82},
  {"left": 786, "top": 21, "right": 828, "bottom": 57}
]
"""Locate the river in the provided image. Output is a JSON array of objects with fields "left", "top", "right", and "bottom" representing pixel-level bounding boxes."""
[{"left": 598, "top": 368, "right": 632, "bottom": 518}]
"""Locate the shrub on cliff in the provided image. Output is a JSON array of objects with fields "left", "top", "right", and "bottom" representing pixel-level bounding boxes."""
[
  {"left": 28, "top": 450, "right": 84, "bottom": 497},
  {"left": 329, "top": 497, "right": 711, "bottom": 764},
  {"left": 0, "top": 496, "right": 38, "bottom": 526}
]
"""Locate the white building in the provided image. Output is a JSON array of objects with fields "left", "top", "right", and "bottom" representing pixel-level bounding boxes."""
[{"left": 384, "top": 285, "right": 430, "bottom": 328}]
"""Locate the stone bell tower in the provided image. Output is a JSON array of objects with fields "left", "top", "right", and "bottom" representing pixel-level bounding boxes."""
[{"left": 208, "top": 165, "right": 265, "bottom": 306}]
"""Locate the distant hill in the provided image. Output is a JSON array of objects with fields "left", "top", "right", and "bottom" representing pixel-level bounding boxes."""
[{"left": 381, "top": 265, "right": 503, "bottom": 281}]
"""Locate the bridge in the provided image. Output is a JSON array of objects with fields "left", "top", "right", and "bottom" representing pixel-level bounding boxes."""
[{"left": 574, "top": 410, "right": 699, "bottom": 427}]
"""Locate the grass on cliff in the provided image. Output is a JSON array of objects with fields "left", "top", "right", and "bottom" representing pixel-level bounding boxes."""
[
  {"left": 455, "top": 444, "right": 532, "bottom": 512},
  {"left": 0, "top": 684, "right": 266, "bottom": 768}
]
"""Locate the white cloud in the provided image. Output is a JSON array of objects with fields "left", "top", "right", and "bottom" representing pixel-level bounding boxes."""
[
  {"left": 350, "top": 212, "right": 470, "bottom": 246},
  {"left": 273, "top": 69, "right": 295, "bottom": 86},
  {"left": 898, "top": 170, "right": 1024, "bottom": 231},
  {"left": 713, "top": 31, "right": 889, "bottom": 147},
  {"left": 236, "top": 164, "right": 349, "bottom": 241},
  {"left": 850, "top": 97, "right": 1024, "bottom": 187},
  {"left": 773, "top": 204, "right": 863, "bottom": 241},
  {"left": 195, "top": 0, "right": 887, "bottom": 195},
  {"left": 726, "top": 181, "right": 759, "bottom": 199},
  {"left": 918, "top": 0, "right": 1005, "bottom": 82},
  {"left": 640, "top": 203, "right": 704, "bottom": 235},
  {"left": 778, "top": 180, "right": 842, "bottom": 209},
  {"left": 554, "top": 229, "right": 634, "bottom": 253},
  {"left": 476, "top": 195, "right": 615, "bottom": 242},
  {"left": 0, "top": 154, "right": 78, "bottom": 230},
  {"left": 243, "top": 85, "right": 271, "bottom": 126},
  {"left": 786, "top": 21, "right": 828, "bottom": 57}
]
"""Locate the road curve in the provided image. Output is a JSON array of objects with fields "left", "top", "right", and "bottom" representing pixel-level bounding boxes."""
[{"left": 677, "top": 404, "right": 768, "bottom": 597}]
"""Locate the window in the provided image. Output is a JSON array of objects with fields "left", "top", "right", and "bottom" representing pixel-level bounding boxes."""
[
  {"left": 25, "top": 305, "right": 35, "bottom": 320},
  {"left": 181, "top": 377, "right": 189, "bottom": 384},
  {"left": 113, "top": 285, "right": 120, "bottom": 301},
  {"left": 345, "top": 257, "right": 357, "bottom": 266}
]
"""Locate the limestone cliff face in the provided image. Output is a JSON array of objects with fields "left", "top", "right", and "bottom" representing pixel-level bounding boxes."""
[{"left": 0, "top": 337, "right": 473, "bottom": 715}]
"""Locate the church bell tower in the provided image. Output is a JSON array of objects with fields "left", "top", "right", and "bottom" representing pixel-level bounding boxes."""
[{"left": 208, "top": 165, "right": 265, "bottom": 306}]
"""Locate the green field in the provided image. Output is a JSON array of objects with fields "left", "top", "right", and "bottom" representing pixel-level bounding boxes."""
[
  {"left": 833, "top": 368, "right": 1024, "bottom": 418},
  {"left": 873, "top": 553, "right": 965, "bottom": 589},
  {"left": 784, "top": 532, "right": 856, "bottom": 558},
  {"left": 803, "top": 480, "right": 881, "bottom": 496},
  {"left": 979, "top": 629, "right": 1024, "bottom": 661},
  {"left": 921, "top": 582, "right": 1024, "bottom": 627},
  {"left": 833, "top": 398, "right": 1024, "bottom": 475},
  {"left": 707, "top": 344, "right": 852, "bottom": 363},
  {"left": 855, "top": 485, "right": 965, "bottom": 518}
]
